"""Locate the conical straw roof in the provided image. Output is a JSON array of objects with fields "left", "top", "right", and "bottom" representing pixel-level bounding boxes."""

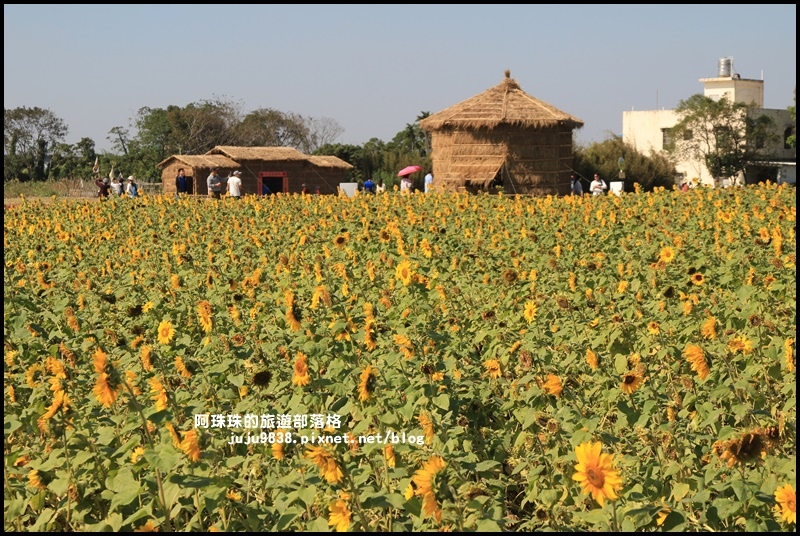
[{"left": 420, "top": 70, "right": 583, "bottom": 131}]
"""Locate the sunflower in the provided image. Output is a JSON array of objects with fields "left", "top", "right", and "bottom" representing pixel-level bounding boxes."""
[
  {"left": 543, "top": 374, "right": 563, "bottom": 398},
  {"left": 728, "top": 335, "right": 754, "bottom": 355},
  {"left": 306, "top": 446, "right": 343, "bottom": 484},
  {"left": 328, "top": 497, "right": 352, "bottom": 532},
  {"left": 717, "top": 210, "right": 734, "bottom": 224},
  {"left": 179, "top": 429, "right": 201, "bottom": 462},
  {"left": 333, "top": 234, "right": 348, "bottom": 248},
  {"left": 404, "top": 483, "right": 415, "bottom": 500},
  {"left": 785, "top": 338, "right": 795, "bottom": 373},
  {"left": 418, "top": 412, "right": 435, "bottom": 444},
  {"left": 620, "top": 371, "right": 644, "bottom": 395},
  {"left": 700, "top": 316, "right": 717, "bottom": 339},
  {"left": 358, "top": 365, "right": 378, "bottom": 401},
  {"left": 292, "top": 352, "right": 310, "bottom": 387},
  {"left": 149, "top": 377, "right": 168, "bottom": 411},
  {"left": 253, "top": 370, "right": 272, "bottom": 387},
  {"left": 131, "top": 446, "right": 145, "bottom": 464},
  {"left": 412, "top": 455, "right": 446, "bottom": 522},
  {"left": 395, "top": 260, "right": 414, "bottom": 286},
  {"left": 774, "top": 483, "right": 796, "bottom": 525},
  {"left": 272, "top": 441, "right": 284, "bottom": 460},
  {"left": 93, "top": 350, "right": 119, "bottom": 407},
  {"left": 157, "top": 320, "right": 175, "bottom": 345},
  {"left": 483, "top": 359, "right": 502, "bottom": 379},
  {"left": 658, "top": 246, "right": 676, "bottom": 264},
  {"left": 523, "top": 300, "right": 537, "bottom": 324},
  {"left": 715, "top": 429, "right": 775, "bottom": 468},
  {"left": 175, "top": 356, "right": 192, "bottom": 379},
  {"left": 690, "top": 272, "right": 705, "bottom": 286},
  {"left": 647, "top": 321, "right": 660, "bottom": 335},
  {"left": 384, "top": 444, "right": 397, "bottom": 468},
  {"left": 196, "top": 300, "right": 213, "bottom": 333},
  {"left": 28, "top": 469, "right": 47, "bottom": 491},
  {"left": 502, "top": 269, "right": 518, "bottom": 283},
  {"left": 684, "top": 344, "right": 709, "bottom": 380},
  {"left": 572, "top": 441, "right": 623, "bottom": 507},
  {"left": 586, "top": 349, "right": 599, "bottom": 371}
]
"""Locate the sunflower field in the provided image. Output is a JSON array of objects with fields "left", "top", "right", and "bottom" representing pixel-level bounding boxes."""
[{"left": 3, "top": 184, "right": 796, "bottom": 532}]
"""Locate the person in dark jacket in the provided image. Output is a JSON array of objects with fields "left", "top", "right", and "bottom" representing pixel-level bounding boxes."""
[{"left": 95, "top": 177, "right": 110, "bottom": 198}]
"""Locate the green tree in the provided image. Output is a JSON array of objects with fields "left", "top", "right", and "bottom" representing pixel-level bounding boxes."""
[
  {"left": 4, "top": 106, "right": 68, "bottom": 181},
  {"left": 574, "top": 135, "right": 676, "bottom": 192},
  {"left": 668, "top": 94, "right": 776, "bottom": 184}
]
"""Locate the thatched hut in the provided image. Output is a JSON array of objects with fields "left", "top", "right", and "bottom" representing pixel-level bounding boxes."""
[
  {"left": 158, "top": 146, "right": 353, "bottom": 195},
  {"left": 204, "top": 146, "right": 352, "bottom": 195},
  {"left": 157, "top": 154, "right": 240, "bottom": 195},
  {"left": 419, "top": 70, "right": 584, "bottom": 196}
]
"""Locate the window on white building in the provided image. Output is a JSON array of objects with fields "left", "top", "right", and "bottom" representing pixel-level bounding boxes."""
[{"left": 661, "top": 128, "right": 675, "bottom": 150}]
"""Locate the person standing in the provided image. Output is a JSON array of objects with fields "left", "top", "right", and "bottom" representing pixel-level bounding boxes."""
[
  {"left": 424, "top": 171, "right": 434, "bottom": 193},
  {"left": 125, "top": 176, "right": 139, "bottom": 198},
  {"left": 363, "top": 177, "right": 376, "bottom": 194},
  {"left": 590, "top": 173, "right": 607, "bottom": 196},
  {"left": 207, "top": 168, "right": 223, "bottom": 199},
  {"left": 228, "top": 170, "right": 243, "bottom": 200},
  {"left": 570, "top": 173, "right": 584, "bottom": 196},
  {"left": 400, "top": 175, "right": 413, "bottom": 193},
  {"left": 110, "top": 177, "right": 124, "bottom": 197},
  {"left": 176, "top": 168, "right": 188, "bottom": 196},
  {"left": 96, "top": 177, "right": 111, "bottom": 199},
  {"left": 376, "top": 179, "right": 386, "bottom": 194}
]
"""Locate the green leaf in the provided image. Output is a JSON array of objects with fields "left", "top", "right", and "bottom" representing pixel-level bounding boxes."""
[
  {"left": 671, "top": 482, "right": 691, "bottom": 501},
  {"left": 475, "top": 519, "right": 502, "bottom": 531}
]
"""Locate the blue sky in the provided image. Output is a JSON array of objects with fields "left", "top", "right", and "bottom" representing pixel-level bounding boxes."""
[{"left": 4, "top": 4, "right": 796, "bottom": 153}]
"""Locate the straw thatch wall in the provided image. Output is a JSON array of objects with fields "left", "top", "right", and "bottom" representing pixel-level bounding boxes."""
[
  {"left": 158, "top": 155, "right": 240, "bottom": 195},
  {"left": 421, "top": 70, "right": 583, "bottom": 196},
  {"left": 158, "top": 147, "right": 353, "bottom": 195}
]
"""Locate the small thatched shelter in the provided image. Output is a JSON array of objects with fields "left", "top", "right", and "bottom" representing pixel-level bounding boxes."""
[
  {"left": 420, "top": 70, "right": 584, "bottom": 195},
  {"left": 157, "top": 154, "right": 240, "bottom": 195},
  {"left": 158, "top": 146, "right": 353, "bottom": 196},
  {"left": 206, "top": 146, "right": 352, "bottom": 195}
]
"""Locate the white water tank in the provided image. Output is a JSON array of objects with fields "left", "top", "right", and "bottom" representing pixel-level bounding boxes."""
[{"left": 718, "top": 57, "right": 733, "bottom": 77}]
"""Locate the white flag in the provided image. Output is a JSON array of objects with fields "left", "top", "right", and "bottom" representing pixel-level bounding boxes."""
[{"left": 92, "top": 157, "right": 100, "bottom": 174}]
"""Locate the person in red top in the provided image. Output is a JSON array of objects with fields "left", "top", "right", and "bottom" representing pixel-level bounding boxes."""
[{"left": 95, "top": 177, "right": 110, "bottom": 198}]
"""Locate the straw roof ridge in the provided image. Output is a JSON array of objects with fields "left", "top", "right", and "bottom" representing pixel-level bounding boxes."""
[
  {"left": 156, "top": 154, "right": 240, "bottom": 169},
  {"left": 307, "top": 155, "right": 354, "bottom": 169},
  {"left": 206, "top": 146, "right": 309, "bottom": 161},
  {"left": 420, "top": 71, "right": 584, "bottom": 131}
]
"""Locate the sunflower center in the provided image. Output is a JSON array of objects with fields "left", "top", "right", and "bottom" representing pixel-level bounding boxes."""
[{"left": 586, "top": 466, "right": 605, "bottom": 488}]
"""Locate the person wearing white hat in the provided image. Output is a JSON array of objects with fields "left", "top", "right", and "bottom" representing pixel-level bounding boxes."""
[
  {"left": 228, "top": 170, "right": 243, "bottom": 199},
  {"left": 125, "top": 176, "right": 139, "bottom": 198}
]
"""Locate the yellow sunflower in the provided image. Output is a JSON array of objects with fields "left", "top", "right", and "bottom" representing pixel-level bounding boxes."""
[
  {"left": 328, "top": 497, "right": 352, "bottom": 532},
  {"left": 157, "top": 320, "right": 175, "bottom": 345},
  {"left": 523, "top": 300, "right": 537, "bottom": 324},
  {"left": 148, "top": 377, "right": 168, "bottom": 410},
  {"left": 306, "top": 446, "right": 343, "bottom": 484},
  {"left": 197, "top": 300, "right": 213, "bottom": 333},
  {"left": 620, "top": 371, "right": 644, "bottom": 395},
  {"left": 690, "top": 272, "right": 705, "bottom": 286},
  {"left": 484, "top": 359, "right": 502, "bottom": 379},
  {"left": 384, "top": 444, "right": 396, "bottom": 468},
  {"left": 684, "top": 344, "right": 709, "bottom": 380},
  {"left": 358, "top": 365, "right": 378, "bottom": 401},
  {"left": 586, "top": 349, "right": 599, "bottom": 371},
  {"left": 412, "top": 455, "right": 446, "bottom": 523},
  {"left": 658, "top": 246, "right": 676, "bottom": 264},
  {"left": 292, "top": 352, "right": 310, "bottom": 387},
  {"left": 647, "top": 322, "right": 660, "bottom": 335},
  {"left": 774, "top": 483, "right": 796, "bottom": 525},
  {"left": 543, "top": 374, "right": 563, "bottom": 398},
  {"left": 418, "top": 412, "right": 435, "bottom": 444},
  {"left": 701, "top": 316, "right": 717, "bottom": 339},
  {"left": 179, "top": 429, "right": 201, "bottom": 462},
  {"left": 728, "top": 335, "right": 754, "bottom": 355},
  {"left": 572, "top": 441, "right": 623, "bottom": 507},
  {"left": 395, "top": 260, "right": 414, "bottom": 286}
]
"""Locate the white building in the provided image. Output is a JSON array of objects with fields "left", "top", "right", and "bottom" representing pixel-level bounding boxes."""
[{"left": 623, "top": 58, "right": 795, "bottom": 187}]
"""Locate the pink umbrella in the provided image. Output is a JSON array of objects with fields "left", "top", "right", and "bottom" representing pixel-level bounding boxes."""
[{"left": 397, "top": 165, "right": 423, "bottom": 177}]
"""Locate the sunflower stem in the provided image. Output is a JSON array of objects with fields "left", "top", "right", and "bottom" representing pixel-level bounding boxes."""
[{"left": 610, "top": 499, "right": 620, "bottom": 532}]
